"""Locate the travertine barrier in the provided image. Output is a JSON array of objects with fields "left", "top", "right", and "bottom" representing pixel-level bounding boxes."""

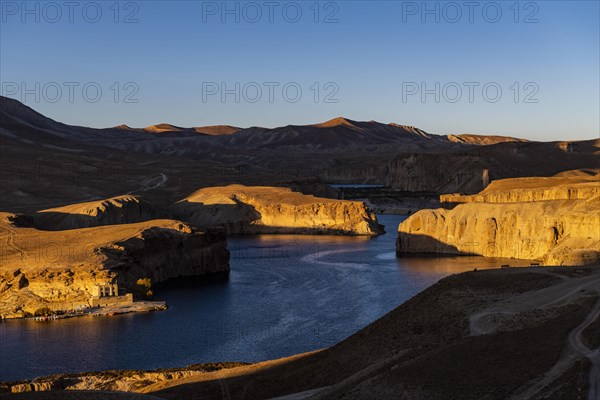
[{"left": 398, "top": 176, "right": 600, "bottom": 265}]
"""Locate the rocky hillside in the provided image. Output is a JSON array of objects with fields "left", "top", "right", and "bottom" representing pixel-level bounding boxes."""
[
  {"left": 2, "top": 96, "right": 598, "bottom": 213},
  {"left": 387, "top": 140, "right": 600, "bottom": 194},
  {"left": 172, "top": 185, "right": 382, "bottom": 235},
  {"left": 0, "top": 215, "right": 229, "bottom": 318},
  {"left": 397, "top": 173, "right": 600, "bottom": 265}
]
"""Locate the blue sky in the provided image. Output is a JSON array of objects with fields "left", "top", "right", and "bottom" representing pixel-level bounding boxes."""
[{"left": 1, "top": 0, "right": 599, "bottom": 140}]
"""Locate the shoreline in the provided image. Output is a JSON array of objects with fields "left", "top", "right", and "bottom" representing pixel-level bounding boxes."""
[{"left": 0, "top": 301, "right": 168, "bottom": 322}]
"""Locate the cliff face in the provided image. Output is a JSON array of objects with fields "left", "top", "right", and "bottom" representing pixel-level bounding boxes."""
[
  {"left": 386, "top": 154, "right": 488, "bottom": 193},
  {"left": 397, "top": 175, "right": 600, "bottom": 265},
  {"left": 0, "top": 216, "right": 229, "bottom": 318},
  {"left": 103, "top": 224, "right": 229, "bottom": 289},
  {"left": 387, "top": 140, "right": 600, "bottom": 194},
  {"left": 172, "top": 185, "right": 382, "bottom": 235},
  {"left": 440, "top": 175, "right": 600, "bottom": 207}
]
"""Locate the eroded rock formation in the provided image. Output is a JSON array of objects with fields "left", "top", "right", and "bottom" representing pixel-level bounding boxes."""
[
  {"left": 397, "top": 173, "right": 600, "bottom": 265},
  {"left": 171, "top": 185, "right": 382, "bottom": 235},
  {"left": 0, "top": 214, "right": 229, "bottom": 318}
]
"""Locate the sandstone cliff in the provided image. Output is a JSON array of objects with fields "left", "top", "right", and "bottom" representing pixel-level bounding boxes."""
[
  {"left": 171, "top": 185, "right": 382, "bottom": 235},
  {"left": 440, "top": 173, "right": 600, "bottom": 207},
  {"left": 0, "top": 214, "right": 229, "bottom": 318},
  {"left": 397, "top": 174, "right": 600, "bottom": 265}
]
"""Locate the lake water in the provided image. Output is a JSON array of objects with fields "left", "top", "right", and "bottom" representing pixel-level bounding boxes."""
[{"left": 0, "top": 215, "right": 511, "bottom": 381}]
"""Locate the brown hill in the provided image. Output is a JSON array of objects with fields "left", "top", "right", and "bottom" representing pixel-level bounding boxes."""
[{"left": 2, "top": 96, "right": 598, "bottom": 211}]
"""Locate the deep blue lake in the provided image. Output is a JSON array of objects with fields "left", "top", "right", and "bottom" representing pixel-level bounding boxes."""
[{"left": 0, "top": 215, "right": 512, "bottom": 381}]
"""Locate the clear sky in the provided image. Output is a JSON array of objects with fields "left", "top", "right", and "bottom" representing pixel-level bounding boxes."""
[{"left": 1, "top": 0, "right": 599, "bottom": 140}]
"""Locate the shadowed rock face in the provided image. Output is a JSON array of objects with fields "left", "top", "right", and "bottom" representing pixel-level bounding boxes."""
[
  {"left": 387, "top": 140, "right": 600, "bottom": 194},
  {"left": 387, "top": 153, "right": 488, "bottom": 194},
  {"left": 397, "top": 173, "right": 600, "bottom": 265},
  {"left": 171, "top": 185, "right": 382, "bottom": 235},
  {"left": 0, "top": 216, "right": 229, "bottom": 318},
  {"left": 31, "top": 195, "right": 165, "bottom": 231},
  {"left": 102, "top": 225, "right": 229, "bottom": 290}
]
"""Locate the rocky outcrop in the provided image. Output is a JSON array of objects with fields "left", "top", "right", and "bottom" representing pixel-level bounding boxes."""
[
  {"left": 3, "top": 362, "right": 246, "bottom": 394},
  {"left": 102, "top": 224, "right": 229, "bottom": 291},
  {"left": 387, "top": 140, "right": 600, "bottom": 194},
  {"left": 31, "top": 195, "right": 164, "bottom": 230},
  {"left": 397, "top": 175, "right": 600, "bottom": 265},
  {"left": 171, "top": 185, "right": 382, "bottom": 235},
  {"left": 446, "top": 134, "right": 527, "bottom": 145},
  {"left": 0, "top": 215, "right": 229, "bottom": 318},
  {"left": 440, "top": 174, "right": 600, "bottom": 207}
]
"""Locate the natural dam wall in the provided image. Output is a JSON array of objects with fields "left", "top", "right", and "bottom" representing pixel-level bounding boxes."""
[
  {"left": 440, "top": 175, "right": 600, "bottom": 207},
  {"left": 397, "top": 174, "right": 600, "bottom": 265},
  {"left": 172, "top": 185, "right": 382, "bottom": 235}
]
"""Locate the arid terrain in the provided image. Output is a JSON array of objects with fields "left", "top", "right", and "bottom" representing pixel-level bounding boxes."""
[
  {"left": 0, "top": 97, "right": 599, "bottom": 399},
  {"left": 1, "top": 96, "right": 598, "bottom": 213}
]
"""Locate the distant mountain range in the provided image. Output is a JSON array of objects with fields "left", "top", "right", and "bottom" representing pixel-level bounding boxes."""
[
  {"left": 0, "top": 95, "right": 598, "bottom": 213},
  {"left": 0, "top": 96, "right": 525, "bottom": 154},
  {"left": 112, "top": 115, "right": 529, "bottom": 149}
]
